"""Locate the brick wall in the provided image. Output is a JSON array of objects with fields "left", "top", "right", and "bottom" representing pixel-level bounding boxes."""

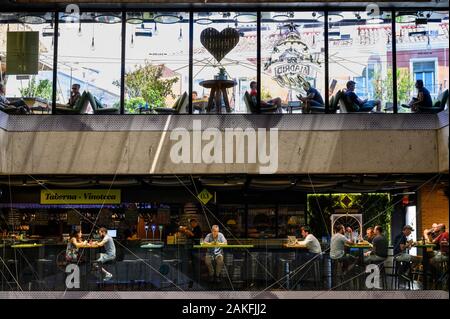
[{"left": 419, "top": 184, "right": 449, "bottom": 235}]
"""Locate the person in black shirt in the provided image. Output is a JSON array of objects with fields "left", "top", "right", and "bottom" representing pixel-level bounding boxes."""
[
  {"left": 406, "top": 80, "right": 433, "bottom": 112},
  {"left": 344, "top": 80, "right": 381, "bottom": 112},
  {"left": 394, "top": 225, "right": 421, "bottom": 270},
  {"left": 180, "top": 218, "right": 203, "bottom": 242},
  {"left": 364, "top": 225, "right": 388, "bottom": 264},
  {"left": 298, "top": 82, "right": 324, "bottom": 113}
]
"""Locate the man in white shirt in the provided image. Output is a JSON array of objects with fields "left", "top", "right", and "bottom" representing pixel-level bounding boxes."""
[{"left": 297, "top": 226, "right": 322, "bottom": 254}]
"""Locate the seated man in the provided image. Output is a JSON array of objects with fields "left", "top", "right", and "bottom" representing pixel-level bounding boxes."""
[
  {"left": 0, "top": 83, "right": 31, "bottom": 114},
  {"left": 92, "top": 227, "right": 116, "bottom": 281},
  {"left": 364, "top": 227, "right": 375, "bottom": 244},
  {"left": 330, "top": 224, "right": 357, "bottom": 272},
  {"left": 364, "top": 225, "right": 388, "bottom": 264},
  {"left": 68, "top": 84, "right": 81, "bottom": 108},
  {"left": 203, "top": 225, "right": 227, "bottom": 283},
  {"left": 344, "top": 80, "right": 381, "bottom": 112},
  {"left": 298, "top": 82, "right": 324, "bottom": 113},
  {"left": 249, "top": 81, "right": 282, "bottom": 112},
  {"left": 403, "top": 80, "right": 433, "bottom": 112},
  {"left": 296, "top": 225, "right": 322, "bottom": 257},
  {"left": 393, "top": 225, "right": 420, "bottom": 272},
  {"left": 429, "top": 224, "right": 449, "bottom": 266}
]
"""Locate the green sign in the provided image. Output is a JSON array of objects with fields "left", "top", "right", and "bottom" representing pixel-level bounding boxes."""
[{"left": 197, "top": 189, "right": 213, "bottom": 205}]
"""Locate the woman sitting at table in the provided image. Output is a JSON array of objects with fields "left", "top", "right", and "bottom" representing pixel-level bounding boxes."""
[{"left": 66, "top": 226, "right": 87, "bottom": 263}]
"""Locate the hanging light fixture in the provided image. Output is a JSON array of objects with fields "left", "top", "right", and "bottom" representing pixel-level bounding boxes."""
[
  {"left": 153, "top": 22, "right": 158, "bottom": 35},
  {"left": 90, "top": 24, "right": 95, "bottom": 51},
  {"left": 77, "top": 21, "right": 82, "bottom": 37},
  {"left": 130, "top": 33, "right": 135, "bottom": 48},
  {"left": 178, "top": 26, "right": 183, "bottom": 41}
]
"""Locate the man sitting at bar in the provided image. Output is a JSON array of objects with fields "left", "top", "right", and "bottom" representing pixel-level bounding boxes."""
[
  {"left": 93, "top": 227, "right": 116, "bottom": 281},
  {"left": 364, "top": 227, "right": 375, "bottom": 243},
  {"left": 203, "top": 224, "right": 227, "bottom": 283},
  {"left": 330, "top": 224, "right": 356, "bottom": 272},
  {"left": 364, "top": 225, "right": 388, "bottom": 264},
  {"left": 180, "top": 218, "right": 203, "bottom": 243},
  {"left": 393, "top": 225, "right": 421, "bottom": 273},
  {"left": 429, "top": 224, "right": 449, "bottom": 266},
  {"left": 296, "top": 225, "right": 322, "bottom": 256}
]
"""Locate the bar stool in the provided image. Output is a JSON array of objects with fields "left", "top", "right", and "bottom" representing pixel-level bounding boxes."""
[
  {"left": 391, "top": 259, "right": 413, "bottom": 290},
  {"left": 34, "top": 258, "right": 54, "bottom": 290},
  {"left": 330, "top": 258, "right": 345, "bottom": 289},
  {"left": 279, "top": 258, "right": 293, "bottom": 289},
  {"left": 160, "top": 258, "right": 181, "bottom": 289}
]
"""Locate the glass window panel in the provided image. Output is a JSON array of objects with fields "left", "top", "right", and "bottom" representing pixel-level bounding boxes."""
[
  {"left": 57, "top": 12, "right": 121, "bottom": 113},
  {"left": 193, "top": 12, "right": 257, "bottom": 114},
  {"left": 261, "top": 12, "right": 325, "bottom": 114},
  {"left": 1, "top": 12, "right": 54, "bottom": 114},
  {"left": 125, "top": 12, "right": 189, "bottom": 114},
  {"left": 396, "top": 10, "right": 449, "bottom": 112},
  {"left": 329, "top": 11, "right": 393, "bottom": 112}
]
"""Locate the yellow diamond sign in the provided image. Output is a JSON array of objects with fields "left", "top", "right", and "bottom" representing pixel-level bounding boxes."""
[{"left": 198, "top": 189, "right": 213, "bottom": 205}]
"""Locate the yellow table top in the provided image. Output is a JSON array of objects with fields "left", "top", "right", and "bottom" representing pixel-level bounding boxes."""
[
  {"left": 194, "top": 244, "right": 254, "bottom": 248},
  {"left": 283, "top": 244, "right": 309, "bottom": 249},
  {"left": 345, "top": 243, "right": 372, "bottom": 249},
  {"left": 415, "top": 243, "right": 436, "bottom": 248},
  {"left": 11, "top": 243, "right": 43, "bottom": 248}
]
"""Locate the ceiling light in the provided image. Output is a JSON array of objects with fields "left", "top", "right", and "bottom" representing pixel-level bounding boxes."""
[
  {"left": 127, "top": 13, "right": 144, "bottom": 24},
  {"left": 366, "top": 18, "right": 385, "bottom": 24},
  {"left": 196, "top": 18, "right": 214, "bottom": 25},
  {"left": 154, "top": 14, "right": 182, "bottom": 24},
  {"left": 396, "top": 13, "right": 417, "bottom": 23},
  {"left": 272, "top": 12, "right": 291, "bottom": 22},
  {"left": 18, "top": 14, "right": 47, "bottom": 24},
  {"left": 93, "top": 13, "right": 122, "bottom": 24},
  {"left": 317, "top": 13, "right": 344, "bottom": 23},
  {"left": 234, "top": 13, "right": 257, "bottom": 23}
]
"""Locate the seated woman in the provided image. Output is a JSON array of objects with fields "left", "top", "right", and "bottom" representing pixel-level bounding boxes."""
[
  {"left": 249, "top": 81, "right": 282, "bottom": 112},
  {"left": 66, "top": 226, "right": 87, "bottom": 263},
  {"left": 0, "top": 83, "right": 31, "bottom": 114}
]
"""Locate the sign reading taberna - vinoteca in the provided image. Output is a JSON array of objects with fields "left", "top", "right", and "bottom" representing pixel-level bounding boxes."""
[{"left": 40, "top": 189, "right": 121, "bottom": 204}]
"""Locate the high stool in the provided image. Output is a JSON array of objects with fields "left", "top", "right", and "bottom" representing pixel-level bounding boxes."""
[
  {"left": 160, "top": 259, "right": 181, "bottom": 289},
  {"left": 95, "top": 259, "right": 118, "bottom": 290},
  {"left": 330, "top": 259, "right": 345, "bottom": 289},
  {"left": 34, "top": 258, "right": 54, "bottom": 290},
  {"left": 279, "top": 258, "right": 293, "bottom": 289},
  {"left": 391, "top": 259, "right": 413, "bottom": 290}
]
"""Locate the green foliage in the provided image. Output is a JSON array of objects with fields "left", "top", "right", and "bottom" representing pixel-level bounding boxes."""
[
  {"left": 373, "top": 69, "right": 414, "bottom": 109},
  {"left": 124, "top": 97, "right": 146, "bottom": 114},
  {"left": 307, "top": 193, "right": 392, "bottom": 242},
  {"left": 114, "top": 62, "right": 178, "bottom": 107},
  {"left": 18, "top": 76, "right": 52, "bottom": 100}
]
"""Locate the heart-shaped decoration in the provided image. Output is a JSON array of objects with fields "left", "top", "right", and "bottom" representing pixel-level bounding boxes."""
[{"left": 200, "top": 27, "right": 240, "bottom": 63}]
